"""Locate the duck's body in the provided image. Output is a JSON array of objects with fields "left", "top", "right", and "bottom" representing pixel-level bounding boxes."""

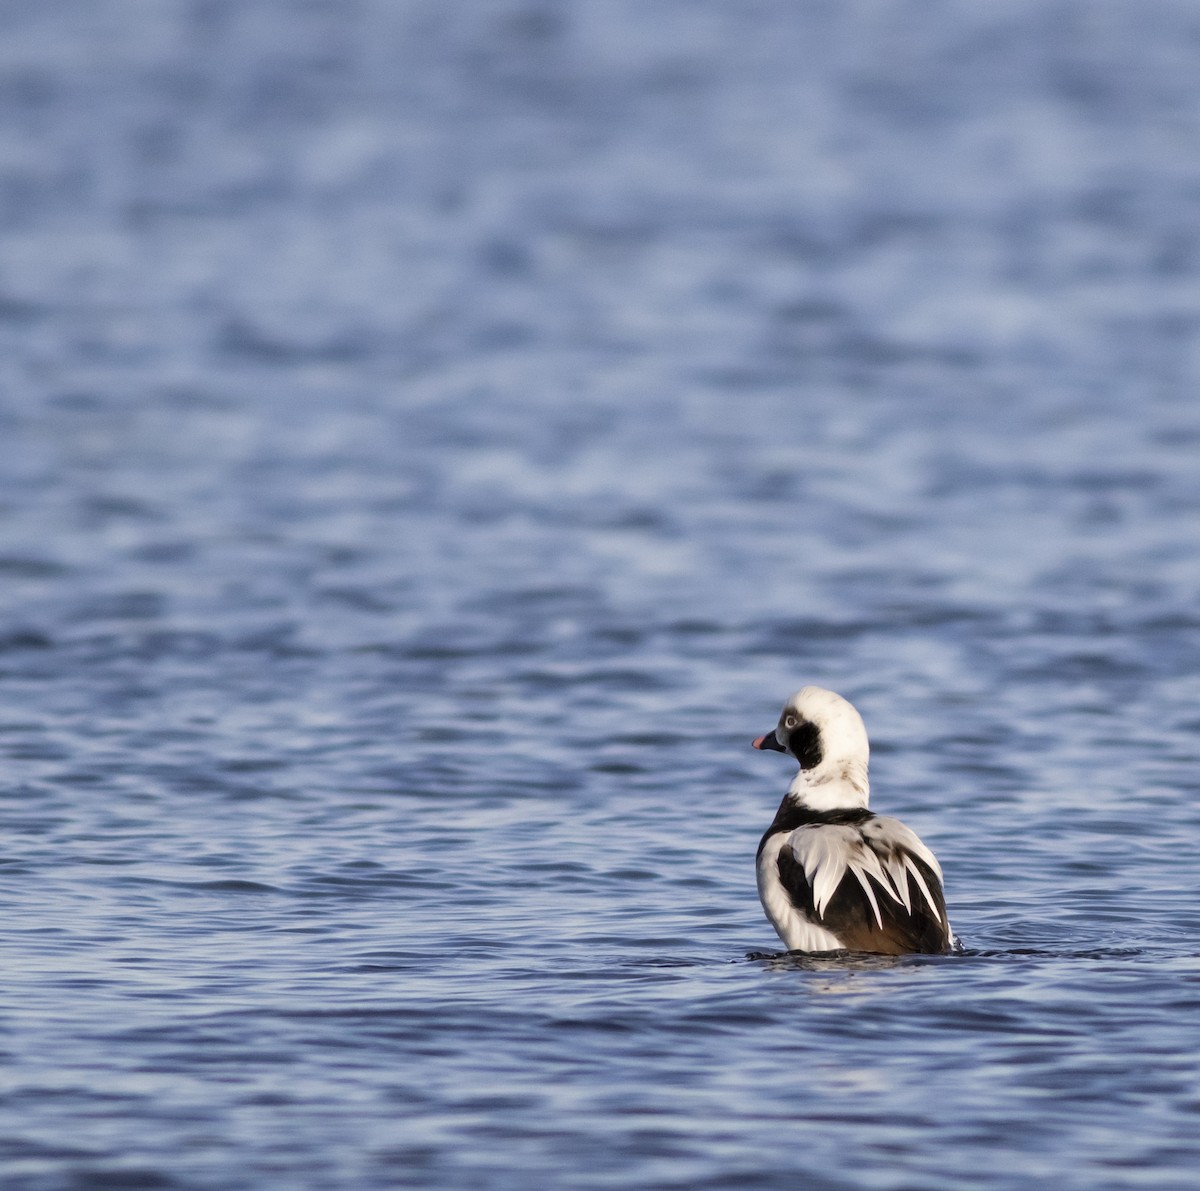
[{"left": 753, "top": 687, "right": 954, "bottom": 955}]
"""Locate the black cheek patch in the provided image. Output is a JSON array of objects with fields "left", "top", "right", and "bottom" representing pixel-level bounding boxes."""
[{"left": 787, "top": 720, "right": 823, "bottom": 769}]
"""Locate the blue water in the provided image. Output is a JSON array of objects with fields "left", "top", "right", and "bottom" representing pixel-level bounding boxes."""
[{"left": 4, "top": 2, "right": 1200, "bottom": 1188}]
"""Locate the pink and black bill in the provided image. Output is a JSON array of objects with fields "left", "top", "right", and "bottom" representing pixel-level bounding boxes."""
[{"left": 752, "top": 730, "right": 785, "bottom": 752}]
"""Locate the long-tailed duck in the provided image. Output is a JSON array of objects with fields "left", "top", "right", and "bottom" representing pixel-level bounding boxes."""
[{"left": 753, "top": 686, "right": 955, "bottom": 955}]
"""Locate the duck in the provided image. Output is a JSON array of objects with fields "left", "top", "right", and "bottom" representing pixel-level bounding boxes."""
[{"left": 753, "top": 686, "right": 955, "bottom": 955}]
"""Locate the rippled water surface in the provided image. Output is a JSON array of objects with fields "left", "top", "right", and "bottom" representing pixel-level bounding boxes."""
[{"left": 5, "top": 2, "right": 1200, "bottom": 1188}]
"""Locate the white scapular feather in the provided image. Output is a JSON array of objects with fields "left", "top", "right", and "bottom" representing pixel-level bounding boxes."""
[
  {"left": 867, "top": 818, "right": 945, "bottom": 923},
  {"left": 846, "top": 844, "right": 887, "bottom": 929},
  {"left": 867, "top": 816, "right": 944, "bottom": 882},
  {"left": 878, "top": 850, "right": 913, "bottom": 914},
  {"left": 901, "top": 855, "right": 941, "bottom": 925},
  {"left": 795, "top": 825, "right": 852, "bottom": 918}
]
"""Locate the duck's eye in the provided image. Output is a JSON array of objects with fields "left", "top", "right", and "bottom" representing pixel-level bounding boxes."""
[{"left": 783, "top": 715, "right": 798, "bottom": 730}]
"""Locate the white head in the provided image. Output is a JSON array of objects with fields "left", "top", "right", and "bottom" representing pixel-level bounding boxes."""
[{"left": 752, "top": 686, "right": 870, "bottom": 811}]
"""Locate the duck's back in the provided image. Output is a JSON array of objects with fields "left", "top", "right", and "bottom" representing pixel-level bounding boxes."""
[{"left": 757, "top": 809, "right": 953, "bottom": 955}]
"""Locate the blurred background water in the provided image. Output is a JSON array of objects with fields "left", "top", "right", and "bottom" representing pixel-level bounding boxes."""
[{"left": 4, "top": 1, "right": 1200, "bottom": 1188}]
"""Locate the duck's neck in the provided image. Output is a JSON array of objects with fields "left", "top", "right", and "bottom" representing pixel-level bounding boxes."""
[{"left": 786, "top": 759, "right": 869, "bottom": 813}]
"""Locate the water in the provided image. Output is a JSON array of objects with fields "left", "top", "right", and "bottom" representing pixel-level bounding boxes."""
[{"left": 4, "top": 1, "right": 1200, "bottom": 1187}]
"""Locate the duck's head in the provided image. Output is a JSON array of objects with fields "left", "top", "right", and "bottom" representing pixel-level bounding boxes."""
[{"left": 753, "top": 686, "right": 870, "bottom": 810}]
